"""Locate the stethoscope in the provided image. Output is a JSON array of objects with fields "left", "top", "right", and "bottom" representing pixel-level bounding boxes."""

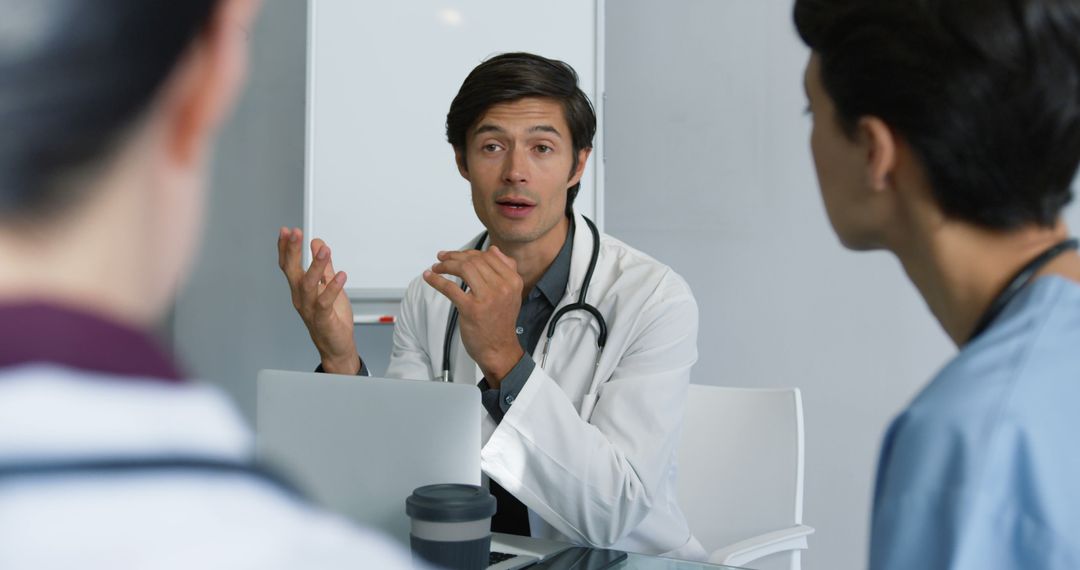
[
  {"left": 0, "top": 456, "right": 307, "bottom": 501},
  {"left": 968, "top": 237, "right": 1079, "bottom": 343},
  {"left": 440, "top": 216, "right": 608, "bottom": 383}
]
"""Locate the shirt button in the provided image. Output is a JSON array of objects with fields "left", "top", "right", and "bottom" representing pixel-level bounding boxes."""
[
  {"left": 515, "top": 326, "right": 524, "bottom": 335},
  {"left": 504, "top": 394, "right": 515, "bottom": 405}
]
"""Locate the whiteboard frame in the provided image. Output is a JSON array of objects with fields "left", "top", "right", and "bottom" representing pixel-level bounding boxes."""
[{"left": 303, "top": 0, "right": 605, "bottom": 301}]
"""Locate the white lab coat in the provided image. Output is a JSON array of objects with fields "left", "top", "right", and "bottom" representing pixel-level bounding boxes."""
[
  {"left": 0, "top": 365, "right": 417, "bottom": 570},
  {"left": 386, "top": 213, "right": 706, "bottom": 560}
]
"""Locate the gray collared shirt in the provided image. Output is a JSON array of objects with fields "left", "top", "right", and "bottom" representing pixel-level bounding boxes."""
[{"left": 477, "top": 221, "right": 574, "bottom": 423}]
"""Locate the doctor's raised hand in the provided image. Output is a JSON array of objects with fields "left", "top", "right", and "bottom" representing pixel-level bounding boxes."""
[
  {"left": 424, "top": 246, "right": 526, "bottom": 388},
  {"left": 277, "top": 227, "right": 361, "bottom": 374}
]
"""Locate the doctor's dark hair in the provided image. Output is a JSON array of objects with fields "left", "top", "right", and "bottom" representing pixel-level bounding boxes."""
[
  {"left": 0, "top": 0, "right": 219, "bottom": 221},
  {"left": 446, "top": 52, "right": 597, "bottom": 216},
  {"left": 794, "top": 0, "right": 1080, "bottom": 229}
]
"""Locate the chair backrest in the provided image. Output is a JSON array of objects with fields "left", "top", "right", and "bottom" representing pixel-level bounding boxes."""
[{"left": 677, "top": 385, "right": 805, "bottom": 563}]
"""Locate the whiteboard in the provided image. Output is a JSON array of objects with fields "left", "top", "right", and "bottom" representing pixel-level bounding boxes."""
[{"left": 305, "top": 0, "right": 605, "bottom": 299}]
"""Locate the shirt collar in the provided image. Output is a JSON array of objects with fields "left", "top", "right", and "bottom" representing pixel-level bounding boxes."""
[
  {"left": 532, "top": 218, "right": 575, "bottom": 306},
  {"left": 0, "top": 302, "right": 184, "bottom": 383}
]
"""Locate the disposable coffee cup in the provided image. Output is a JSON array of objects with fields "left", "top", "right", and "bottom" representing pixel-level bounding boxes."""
[{"left": 406, "top": 483, "right": 497, "bottom": 570}]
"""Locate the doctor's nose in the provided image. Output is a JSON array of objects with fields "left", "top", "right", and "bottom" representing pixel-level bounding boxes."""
[{"left": 502, "top": 148, "right": 530, "bottom": 186}]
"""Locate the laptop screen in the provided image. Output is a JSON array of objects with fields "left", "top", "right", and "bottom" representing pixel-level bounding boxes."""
[{"left": 256, "top": 370, "right": 481, "bottom": 546}]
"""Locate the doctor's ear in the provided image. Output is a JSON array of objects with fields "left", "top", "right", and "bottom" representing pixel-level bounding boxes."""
[
  {"left": 857, "top": 116, "right": 896, "bottom": 192},
  {"left": 454, "top": 148, "right": 470, "bottom": 180},
  {"left": 567, "top": 147, "right": 592, "bottom": 187}
]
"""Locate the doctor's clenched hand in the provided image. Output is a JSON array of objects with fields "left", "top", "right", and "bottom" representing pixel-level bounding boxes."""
[
  {"left": 424, "top": 247, "right": 526, "bottom": 388},
  {"left": 277, "top": 227, "right": 361, "bottom": 375}
]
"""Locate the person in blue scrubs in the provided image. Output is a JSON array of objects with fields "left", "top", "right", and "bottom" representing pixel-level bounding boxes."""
[{"left": 793, "top": 1, "right": 1080, "bottom": 568}]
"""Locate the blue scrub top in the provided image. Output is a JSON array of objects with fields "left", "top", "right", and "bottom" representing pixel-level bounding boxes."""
[{"left": 870, "top": 276, "right": 1080, "bottom": 569}]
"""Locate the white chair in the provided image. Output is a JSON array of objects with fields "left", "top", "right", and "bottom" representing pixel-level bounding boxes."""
[{"left": 677, "top": 385, "right": 814, "bottom": 570}]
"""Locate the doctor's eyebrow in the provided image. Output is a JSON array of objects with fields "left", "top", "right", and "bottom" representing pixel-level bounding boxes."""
[
  {"left": 528, "top": 125, "right": 562, "bottom": 138},
  {"left": 472, "top": 124, "right": 563, "bottom": 138},
  {"left": 474, "top": 124, "right": 505, "bottom": 136}
]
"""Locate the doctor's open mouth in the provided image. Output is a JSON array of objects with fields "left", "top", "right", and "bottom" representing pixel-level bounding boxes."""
[{"left": 496, "top": 197, "right": 537, "bottom": 218}]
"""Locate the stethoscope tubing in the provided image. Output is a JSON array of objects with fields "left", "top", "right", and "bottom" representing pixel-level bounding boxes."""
[{"left": 967, "top": 237, "right": 1079, "bottom": 343}]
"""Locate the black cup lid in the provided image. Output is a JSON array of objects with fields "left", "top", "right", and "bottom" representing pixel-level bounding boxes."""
[{"left": 406, "top": 484, "right": 497, "bottom": 522}]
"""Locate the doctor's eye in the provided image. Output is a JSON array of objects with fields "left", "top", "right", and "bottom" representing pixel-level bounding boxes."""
[
  {"left": 535, "top": 144, "right": 553, "bottom": 154},
  {"left": 482, "top": 143, "right": 502, "bottom": 152}
]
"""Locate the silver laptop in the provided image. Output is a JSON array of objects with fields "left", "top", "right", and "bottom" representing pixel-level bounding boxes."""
[
  {"left": 256, "top": 369, "right": 481, "bottom": 546},
  {"left": 256, "top": 369, "right": 569, "bottom": 569}
]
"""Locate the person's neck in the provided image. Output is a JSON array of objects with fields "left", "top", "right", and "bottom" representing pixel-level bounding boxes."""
[
  {"left": 490, "top": 215, "right": 571, "bottom": 297},
  {"left": 893, "top": 220, "right": 1080, "bottom": 347},
  {"left": 0, "top": 170, "right": 160, "bottom": 329}
]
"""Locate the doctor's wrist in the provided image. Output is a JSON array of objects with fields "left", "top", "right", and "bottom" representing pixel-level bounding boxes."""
[
  {"left": 320, "top": 352, "right": 362, "bottom": 375},
  {"left": 478, "top": 345, "right": 525, "bottom": 389}
]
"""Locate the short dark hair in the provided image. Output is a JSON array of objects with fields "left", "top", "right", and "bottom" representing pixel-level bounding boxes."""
[
  {"left": 794, "top": 0, "right": 1080, "bottom": 229},
  {"left": 446, "top": 52, "right": 597, "bottom": 216},
  {"left": 0, "top": 0, "right": 219, "bottom": 221}
]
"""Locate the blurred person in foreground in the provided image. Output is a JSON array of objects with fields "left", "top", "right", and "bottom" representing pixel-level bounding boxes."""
[
  {"left": 0, "top": 0, "right": 414, "bottom": 567},
  {"left": 795, "top": 0, "right": 1080, "bottom": 567}
]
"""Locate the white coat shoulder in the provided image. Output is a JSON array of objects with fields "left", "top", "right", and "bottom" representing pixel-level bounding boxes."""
[{"left": 595, "top": 231, "right": 696, "bottom": 300}]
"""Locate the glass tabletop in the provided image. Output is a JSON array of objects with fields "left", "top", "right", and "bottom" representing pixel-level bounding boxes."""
[
  {"left": 489, "top": 533, "right": 749, "bottom": 570},
  {"left": 617, "top": 552, "right": 746, "bottom": 570}
]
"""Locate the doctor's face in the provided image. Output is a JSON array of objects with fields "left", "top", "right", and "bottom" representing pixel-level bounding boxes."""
[{"left": 456, "top": 97, "right": 589, "bottom": 248}]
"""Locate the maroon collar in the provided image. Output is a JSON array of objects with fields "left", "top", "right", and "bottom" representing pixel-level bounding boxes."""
[{"left": 0, "top": 302, "right": 183, "bottom": 383}]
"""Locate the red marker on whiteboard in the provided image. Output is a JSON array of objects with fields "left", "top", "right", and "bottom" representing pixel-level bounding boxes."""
[{"left": 354, "top": 315, "right": 396, "bottom": 325}]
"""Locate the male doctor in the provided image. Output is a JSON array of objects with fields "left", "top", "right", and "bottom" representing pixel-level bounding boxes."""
[{"left": 278, "top": 52, "right": 705, "bottom": 559}]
